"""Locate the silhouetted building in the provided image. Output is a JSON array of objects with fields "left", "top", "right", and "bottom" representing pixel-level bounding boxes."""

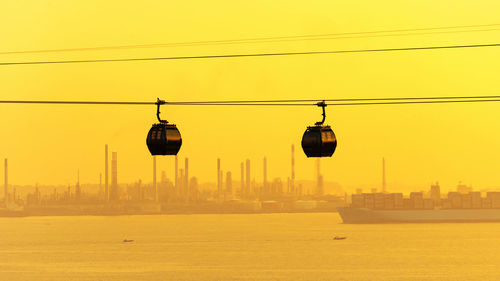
[
  {"left": 457, "top": 182, "right": 472, "bottom": 194},
  {"left": 430, "top": 182, "right": 441, "bottom": 205}
]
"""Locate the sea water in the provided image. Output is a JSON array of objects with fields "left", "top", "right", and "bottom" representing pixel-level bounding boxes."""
[{"left": 0, "top": 213, "right": 498, "bottom": 280}]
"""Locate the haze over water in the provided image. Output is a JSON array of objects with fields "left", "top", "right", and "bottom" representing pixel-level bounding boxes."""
[{"left": 0, "top": 213, "right": 498, "bottom": 281}]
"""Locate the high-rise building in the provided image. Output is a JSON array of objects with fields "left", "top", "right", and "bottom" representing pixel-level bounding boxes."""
[
  {"left": 4, "top": 158, "right": 8, "bottom": 203},
  {"left": 245, "top": 159, "right": 251, "bottom": 196},
  {"left": 430, "top": 182, "right": 441, "bottom": 205},
  {"left": 110, "top": 152, "right": 118, "bottom": 200},
  {"left": 104, "top": 145, "right": 109, "bottom": 201}
]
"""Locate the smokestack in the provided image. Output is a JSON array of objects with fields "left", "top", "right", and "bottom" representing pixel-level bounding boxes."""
[
  {"left": 110, "top": 152, "right": 118, "bottom": 200},
  {"left": 185, "top": 158, "right": 189, "bottom": 202},
  {"left": 291, "top": 144, "right": 295, "bottom": 194},
  {"left": 217, "top": 158, "right": 221, "bottom": 200},
  {"left": 153, "top": 156, "right": 157, "bottom": 202},
  {"left": 245, "top": 159, "right": 251, "bottom": 196},
  {"left": 240, "top": 162, "right": 244, "bottom": 198},
  {"left": 263, "top": 157, "right": 267, "bottom": 188},
  {"left": 4, "top": 158, "right": 7, "bottom": 203},
  {"left": 104, "top": 145, "right": 108, "bottom": 201},
  {"left": 382, "top": 157, "right": 387, "bottom": 193}
]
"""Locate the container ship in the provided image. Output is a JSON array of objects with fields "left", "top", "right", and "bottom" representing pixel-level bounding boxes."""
[{"left": 338, "top": 184, "right": 500, "bottom": 223}]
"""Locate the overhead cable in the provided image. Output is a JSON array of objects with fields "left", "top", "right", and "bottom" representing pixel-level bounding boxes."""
[
  {"left": 2, "top": 95, "right": 500, "bottom": 106},
  {"left": 1, "top": 23, "right": 500, "bottom": 55},
  {"left": 1, "top": 42, "right": 500, "bottom": 66}
]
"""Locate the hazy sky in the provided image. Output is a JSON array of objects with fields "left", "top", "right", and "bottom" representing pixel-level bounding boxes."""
[{"left": 1, "top": 0, "right": 500, "bottom": 192}]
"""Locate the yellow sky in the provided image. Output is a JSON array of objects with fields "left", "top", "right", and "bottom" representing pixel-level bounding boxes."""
[{"left": 1, "top": 0, "right": 500, "bottom": 192}]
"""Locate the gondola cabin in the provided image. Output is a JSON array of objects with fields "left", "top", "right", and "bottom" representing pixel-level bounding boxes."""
[
  {"left": 146, "top": 123, "right": 182, "bottom": 155},
  {"left": 301, "top": 125, "right": 337, "bottom": 157}
]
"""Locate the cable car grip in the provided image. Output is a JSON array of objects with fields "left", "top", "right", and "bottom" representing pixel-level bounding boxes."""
[
  {"left": 315, "top": 100, "right": 327, "bottom": 125},
  {"left": 156, "top": 98, "right": 168, "bottom": 124}
]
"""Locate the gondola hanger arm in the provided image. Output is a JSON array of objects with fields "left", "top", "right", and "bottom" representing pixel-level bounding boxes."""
[
  {"left": 156, "top": 98, "right": 168, "bottom": 123},
  {"left": 315, "top": 100, "right": 327, "bottom": 125}
]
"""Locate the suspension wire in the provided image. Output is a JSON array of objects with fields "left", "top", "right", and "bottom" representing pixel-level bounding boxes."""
[
  {"left": 165, "top": 95, "right": 500, "bottom": 104},
  {"left": 0, "top": 100, "right": 154, "bottom": 105},
  {"left": 165, "top": 99, "right": 500, "bottom": 106},
  {"left": 1, "top": 23, "right": 500, "bottom": 55},
  {"left": 1, "top": 42, "right": 500, "bottom": 66},
  {"left": 2, "top": 97, "right": 500, "bottom": 106}
]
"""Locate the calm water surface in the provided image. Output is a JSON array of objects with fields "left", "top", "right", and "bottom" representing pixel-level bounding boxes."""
[{"left": 0, "top": 213, "right": 499, "bottom": 280}]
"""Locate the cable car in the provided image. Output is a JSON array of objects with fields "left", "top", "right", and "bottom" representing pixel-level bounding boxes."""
[
  {"left": 146, "top": 99, "right": 182, "bottom": 155},
  {"left": 301, "top": 101, "right": 337, "bottom": 157}
]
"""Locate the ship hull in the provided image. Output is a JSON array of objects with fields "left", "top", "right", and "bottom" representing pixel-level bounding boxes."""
[{"left": 337, "top": 207, "right": 500, "bottom": 223}]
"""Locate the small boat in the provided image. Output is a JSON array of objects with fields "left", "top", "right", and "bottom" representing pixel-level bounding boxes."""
[
  {"left": 123, "top": 239, "right": 134, "bottom": 243},
  {"left": 333, "top": 236, "right": 346, "bottom": 240}
]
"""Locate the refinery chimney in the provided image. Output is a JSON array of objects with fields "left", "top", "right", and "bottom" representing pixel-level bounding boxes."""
[
  {"left": 104, "top": 145, "right": 109, "bottom": 201},
  {"left": 4, "top": 158, "right": 7, "bottom": 203}
]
